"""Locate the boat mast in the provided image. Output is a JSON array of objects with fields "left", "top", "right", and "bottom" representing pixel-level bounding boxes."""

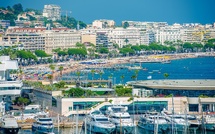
[
  {"left": 76, "top": 106, "right": 79, "bottom": 134},
  {"left": 172, "top": 94, "right": 175, "bottom": 134}
]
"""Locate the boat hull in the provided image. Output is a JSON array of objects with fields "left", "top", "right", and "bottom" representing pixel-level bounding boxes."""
[
  {"left": 204, "top": 124, "right": 215, "bottom": 131},
  {"left": 138, "top": 122, "right": 169, "bottom": 132},
  {"left": 32, "top": 125, "right": 54, "bottom": 134},
  {"left": 0, "top": 127, "right": 20, "bottom": 134},
  {"left": 86, "top": 124, "right": 115, "bottom": 134},
  {"left": 115, "top": 125, "right": 134, "bottom": 134}
]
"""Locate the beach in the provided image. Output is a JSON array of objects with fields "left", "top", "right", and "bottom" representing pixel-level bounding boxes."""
[{"left": 22, "top": 52, "right": 215, "bottom": 82}]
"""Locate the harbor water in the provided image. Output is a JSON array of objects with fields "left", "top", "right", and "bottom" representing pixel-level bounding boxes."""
[{"left": 19, "top": 127, "right": 215, "bottom": 134}]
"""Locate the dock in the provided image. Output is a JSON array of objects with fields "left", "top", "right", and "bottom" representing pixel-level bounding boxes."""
[{"left": 18, "top": 122, "right": 83, "bottom": 129}]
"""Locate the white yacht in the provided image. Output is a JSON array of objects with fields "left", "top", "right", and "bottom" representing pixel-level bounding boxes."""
[
  {"left": 0, "top": 56, "right": 22, "bottom": 109},
  {"left": 179, "top": 114, "right": 201, "bottom": 128},
  {"left": 164, "top": 114, "right": 190, "bottom": 132},
  {"left": 203, "top": 114, "right": 215, "bottom": 131},
  {"left": 0, "top": 114, "right": 20, "bottom": 134},
  {"left": 106, "top": 105, "right": 135, "bottom": 134},
  {"left": 84, "top": 110, "right": 115, "bottom": 134},
  {"left": 138, "top": 112, "right": 170, "bottom": 133},
  {"left": 32, "top": 117, "right": 54, "bottom": 134}
]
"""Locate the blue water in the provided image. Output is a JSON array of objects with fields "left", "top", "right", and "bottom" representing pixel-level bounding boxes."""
[{"left": 80, "top": 57, "right": 215, "bottom": 84}]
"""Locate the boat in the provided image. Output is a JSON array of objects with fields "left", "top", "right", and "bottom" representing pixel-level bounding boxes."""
[
  {"left": 128, "top": 66, "right": 142, "bottom": 70},
  {"left": 32, "top": 117, "right": 54, "bottom": 134},
  {"left": 164, "top": 114, "right": 190, "bottom": 132},
  {"left": 179, "top": 114, "right": 201, "bottom": 128},
  {"left": 161, "top": 60, "right": 171, "bottom": 64},
  {"left": 142, "top": 67, "right": 148, "bottom": 71},
  {"left": 0, "top": 114, "right": 20, "bottom": 134},
  {"left": 138, "top": 112, "right": 170, "bottom": 133},
  {"left": 83, "top": 110, "right": 115, "bottom": 134},
  {"left": 106, "top": 105, "right": 135, "bottom": 133},
  {"left": 203, "top": 114, "right": 215, "bottom": 131}
]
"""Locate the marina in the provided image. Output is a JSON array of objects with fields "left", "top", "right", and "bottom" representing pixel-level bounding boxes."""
[{"left": 0, "top": 56, "right": 215, "bottom": 134}]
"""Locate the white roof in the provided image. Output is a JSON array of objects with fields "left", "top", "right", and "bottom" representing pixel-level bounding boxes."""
[{"left": 0, "top": 60, "right": 18, "bottom": 71}]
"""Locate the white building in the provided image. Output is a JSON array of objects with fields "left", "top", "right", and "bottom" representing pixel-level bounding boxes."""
[
  {"left": 122, "top": 21, "right": 168, "bottom": 29},
  {"left": 109, "top": 27, "right": 140, "bottom": 47},
  {"left": 155, "top": 27, "right": 182, "bottom": 45},
  {"left": 0, "top": 56, "right": 22, "bottom": 102},
  {"left": 43, "top": 4, "right": 61, "bottom": 21},
  {"left": 92, "top": 20, "right": 115, "bottom": 29},
  {"left": 42, "top": 29, "right": 81, "bottom": 54}
]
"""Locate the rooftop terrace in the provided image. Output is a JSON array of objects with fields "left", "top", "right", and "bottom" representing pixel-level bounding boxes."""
[{"left": 131, "top": 79, "right": 215, "bottom": 90}]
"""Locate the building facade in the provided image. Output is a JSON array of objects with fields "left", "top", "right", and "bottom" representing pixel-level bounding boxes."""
[
  {"left": 43, "top": 4, "right": 61, "bottom": 21},
  {"left": 92, "top": 20, "right": 115, "bottom": 29},
  {"left": 43, "top": 29, "right": 81, "bottom": 54}
]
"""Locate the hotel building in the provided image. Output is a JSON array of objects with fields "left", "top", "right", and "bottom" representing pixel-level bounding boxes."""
[{"left": 43, "top": 29, "right": 81, "bottom": 54}]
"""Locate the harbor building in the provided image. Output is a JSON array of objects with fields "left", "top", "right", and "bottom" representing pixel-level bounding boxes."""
[
  {"left": 29, "top": 79, "right": 215, "bottom": 117},
  {"left": 131, "top": 79, "right": 215, "bottom": 113},
  {"left": 0, "top": 56, "right": 22, "bottom": 108},
  {"left": 43, "top": 4, "right": 61, "bottom": 21}
]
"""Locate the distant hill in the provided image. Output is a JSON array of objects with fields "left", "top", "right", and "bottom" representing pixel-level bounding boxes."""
[{"left": 0, "top": 3, "right": 87, "bottom": 29}]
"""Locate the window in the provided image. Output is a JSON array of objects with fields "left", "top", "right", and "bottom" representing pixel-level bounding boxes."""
[
  {"left": 69, "top": 107, "right": 72, "bottom": 111},
  {"left": 189, "top": 104, "right": 198, "bottom": 112}
]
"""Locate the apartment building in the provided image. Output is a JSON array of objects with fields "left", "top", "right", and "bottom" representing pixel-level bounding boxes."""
[
  {"left": 43, "top": 29, "right": 81, "bottom": 54},
  {"left": 0, "top": 20, "right": 10, "bottom": 29},
  {"left": 109, "top": 27, "right": 140, "bottom": 48},
  {"left": 92, "top": 19, "right": 115, "bottom": 29},
  {"left": 155, "top": 27, "right": 182, "bottom": 45},
  {"left": 43, "top": 4, "right": 61, "bottom": 21},
  {"left": 121, "top": 21, "right": 168, "bottom": 29},
  {"left": 81, "top": 33, "right": 96, "bottom": 45},
  {"left": 3, "top": 33, "right": 45, "bottom": 51},
  {"left": 139, "top": 30, "right": 155, "bottom": 45},
  {"left": 96, "top": 32, "right": 109, "bottom": 48}
]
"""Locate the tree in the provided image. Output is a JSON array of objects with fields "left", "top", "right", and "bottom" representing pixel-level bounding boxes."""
[
  {"left": 120, "top": 74, "right": 125, "bottom": 84},
  {"left": 164, "top": 73, "right": 169, "bottom": 79},
  {"left": 67, "top": 88, "right": 85, "bottom": 97},
  {"left": 99, "top": 47, "right": 109, "bottom": 54},
  {"left": 134, "top": 70, "right": 139, "bottom": 81},
  {"left": 58, "top": 66, "right": 64, "bottom": 78},
  {"left": 91, "top": 69, "right": 95, "bottom": 87},
  {"left": 124, "top": 38, "right": 129, "bottom": 45},
  {"left": 123, "top": 22, "right": 129, "bottom": 29},
  {"left": 17, "top": 97, "right": 30, "bottom": 106},
  {"left": 35, "top": 50, "right": 47, "bottom": 59},
  {"left": 13, "top": 3, "right": 23, "bottom": 15},
  {"left": 131, "top": 75, "right": 137, "bottom": 81},
  {"left": 49, "top": 64, "right": 55, "bottom": 84}
]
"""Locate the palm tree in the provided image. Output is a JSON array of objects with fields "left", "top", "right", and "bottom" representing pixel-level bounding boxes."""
[
  {"left": 120, "top": 74, "right": 125, "bottom": 85},
  {"left": 164, "top": 73, "right": 169, "bottom": 79},
  {"left": 58, "top": 66, "right": 64, "bottom": 78},
  {"left": 124, "top": 38, "right": 129, "bottom": 45},
  {"left": 99, "top": 71, "right": 104, "bottom": 86},
  {"left": 134, "top": 69, "right": 139, "bottom": 81},
  {"left": 49, "top": 64, "right": 55, "bottom": 83},
  {"left": 47, "top": 74, "right": 53, "bottom": 84},
  {"left": 131, "top": 75, "right": 137, "bottom": 81},
  {"left": 91, "top": 69, "right": 95, "bottom": 87},
  {"left": 76, "top": 71, "right": 81, "bottom": 87}
]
